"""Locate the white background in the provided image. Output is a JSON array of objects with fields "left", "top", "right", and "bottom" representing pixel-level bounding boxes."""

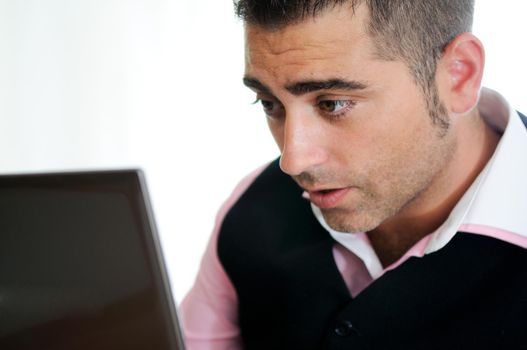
[{"left": 0, "top": 1, "right": 526, "bottom": 302}]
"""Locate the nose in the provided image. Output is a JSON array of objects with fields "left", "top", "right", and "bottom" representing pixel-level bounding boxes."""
[{"left": 279, "top": 113, "right": 328, "bottom": 176}]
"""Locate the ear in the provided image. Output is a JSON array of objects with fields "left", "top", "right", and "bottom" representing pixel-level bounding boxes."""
[{"left": 436, "top": 33, "right": 485, "bottom": 115}]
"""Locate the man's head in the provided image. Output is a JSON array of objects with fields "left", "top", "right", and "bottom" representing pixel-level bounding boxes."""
[
  {"left": 239, "top": 1, "right": 484, "bottom": 233},
  {"left": 237, "top": 0, "right": 475, "bottom": 131}
]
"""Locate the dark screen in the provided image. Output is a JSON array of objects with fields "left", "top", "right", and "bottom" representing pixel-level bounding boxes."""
[{"left": 0, "top": 171, "right": 182, "bottom": 350}]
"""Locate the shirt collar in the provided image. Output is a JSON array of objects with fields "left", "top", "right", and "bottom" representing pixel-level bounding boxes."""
[
  {"left": 423, "top": 88, "right": 527, "bottom": 253},
  {"left": 460, "top": 89, "right": 527, "bottom": 236},
  {"left": 312, "top": 88, "right": 527, "bottom": 278}
]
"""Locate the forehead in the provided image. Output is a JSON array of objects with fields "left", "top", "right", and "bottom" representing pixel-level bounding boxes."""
[{"left": 244, "top": 4, "right": 375, "bottom": 82}]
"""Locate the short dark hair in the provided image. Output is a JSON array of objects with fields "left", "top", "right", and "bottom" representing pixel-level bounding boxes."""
[{"left": 234, "top": 0, "right": 475, "bottom": 132}]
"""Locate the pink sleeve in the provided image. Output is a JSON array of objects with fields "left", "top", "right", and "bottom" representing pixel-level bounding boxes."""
[{"left": 179, "top": 165, "right": 267, "bottom": 350}]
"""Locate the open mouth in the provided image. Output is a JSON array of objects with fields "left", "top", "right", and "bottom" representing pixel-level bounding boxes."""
[{"left": 307, "top": 187, "right": 351, "bottom": 209}]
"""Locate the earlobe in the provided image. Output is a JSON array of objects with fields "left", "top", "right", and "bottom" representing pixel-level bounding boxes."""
[{"left": 442, "top": 33, "right": 485, "bottom": 115}]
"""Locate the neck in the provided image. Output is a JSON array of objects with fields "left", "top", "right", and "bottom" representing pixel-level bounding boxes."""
[{"left": 367, "top": 110, "right": 501, "bottom": 267}]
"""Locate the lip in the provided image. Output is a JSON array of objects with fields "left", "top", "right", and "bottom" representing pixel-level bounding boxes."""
[{"left": 306, "top": 187, "right": 351, "bottom": 209}]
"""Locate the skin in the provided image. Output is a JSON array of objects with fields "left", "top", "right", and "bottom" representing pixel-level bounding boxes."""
[{"left": 243, "top": 4, "right": 500, "bottom": 267}]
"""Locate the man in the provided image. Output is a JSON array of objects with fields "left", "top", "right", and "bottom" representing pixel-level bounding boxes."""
[{"left": 181, "top": 1, "right": 527, "bottom": 349}]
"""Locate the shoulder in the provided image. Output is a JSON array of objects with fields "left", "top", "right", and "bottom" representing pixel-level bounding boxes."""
[
  {"left": 215, "top": 158, "right": 307, "bottom": 239},
  {"left": 213, "top": 158, "right": 297, "bottom": 227},
  {"left": 219, "top": 158, "right": 311, "bottom": 242}
]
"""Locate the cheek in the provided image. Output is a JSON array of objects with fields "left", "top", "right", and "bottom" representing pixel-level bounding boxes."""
[
  {"left": 343, "top": 106, "right": 429, "bottom": 180},
  {"left": 367, "top": 95, "right": 431, "bottom": 158}
]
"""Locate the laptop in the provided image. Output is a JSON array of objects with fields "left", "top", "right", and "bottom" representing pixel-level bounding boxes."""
[{"left": 0, "top": 169, "right": 185, "bottom": 350}]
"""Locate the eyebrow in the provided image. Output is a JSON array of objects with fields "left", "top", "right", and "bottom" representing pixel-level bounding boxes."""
[
  {"left": 243, "top": 76, "right": 367, "bottom": 96},
  {"left": 243, "top": 77, "right": 273, "bottom": 95},
  {"left": 285, "top": 79, "right": 368, "bottom": 96}
]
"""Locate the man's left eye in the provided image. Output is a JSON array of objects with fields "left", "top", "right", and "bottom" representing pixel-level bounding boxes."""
[{"left": 318, "top": 100, "right": 352, "bottom": 113}]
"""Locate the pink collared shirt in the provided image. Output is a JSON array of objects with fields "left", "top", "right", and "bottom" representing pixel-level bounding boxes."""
[{"left": 180, "top": 88, "right": 527, "bottom": 349}]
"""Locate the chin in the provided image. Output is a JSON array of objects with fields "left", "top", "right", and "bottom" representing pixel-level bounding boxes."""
[{"left": 322, "top": 209, "right": 381, "bottom": 234}]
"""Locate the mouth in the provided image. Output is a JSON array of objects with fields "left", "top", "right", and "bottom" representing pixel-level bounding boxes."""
[{"left": 305, "top": 187, "right": 351, "bottom": 209}]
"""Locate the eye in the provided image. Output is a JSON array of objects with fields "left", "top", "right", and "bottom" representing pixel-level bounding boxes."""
[
  {"left": 318, "top": 100, "right": 354, "bottom": 114},
  {"left": 254, "top": 98, "right": 285, "bottom": 120},
  {"left": 260, "top": 99, "right": 274, "bottom": 112}
]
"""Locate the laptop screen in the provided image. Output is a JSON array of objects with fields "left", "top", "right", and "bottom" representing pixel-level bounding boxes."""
[{"left": 0, "top": 170, "right": 184, "bottom": 350}]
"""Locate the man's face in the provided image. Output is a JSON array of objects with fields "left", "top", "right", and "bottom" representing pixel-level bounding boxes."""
[{"left": 243, "top": 4, "right": 457, "bottom": 233}]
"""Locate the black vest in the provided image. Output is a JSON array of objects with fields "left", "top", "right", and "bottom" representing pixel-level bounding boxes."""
[{"left": 217, "top": 112, "right": 527, "bottom": 349}]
